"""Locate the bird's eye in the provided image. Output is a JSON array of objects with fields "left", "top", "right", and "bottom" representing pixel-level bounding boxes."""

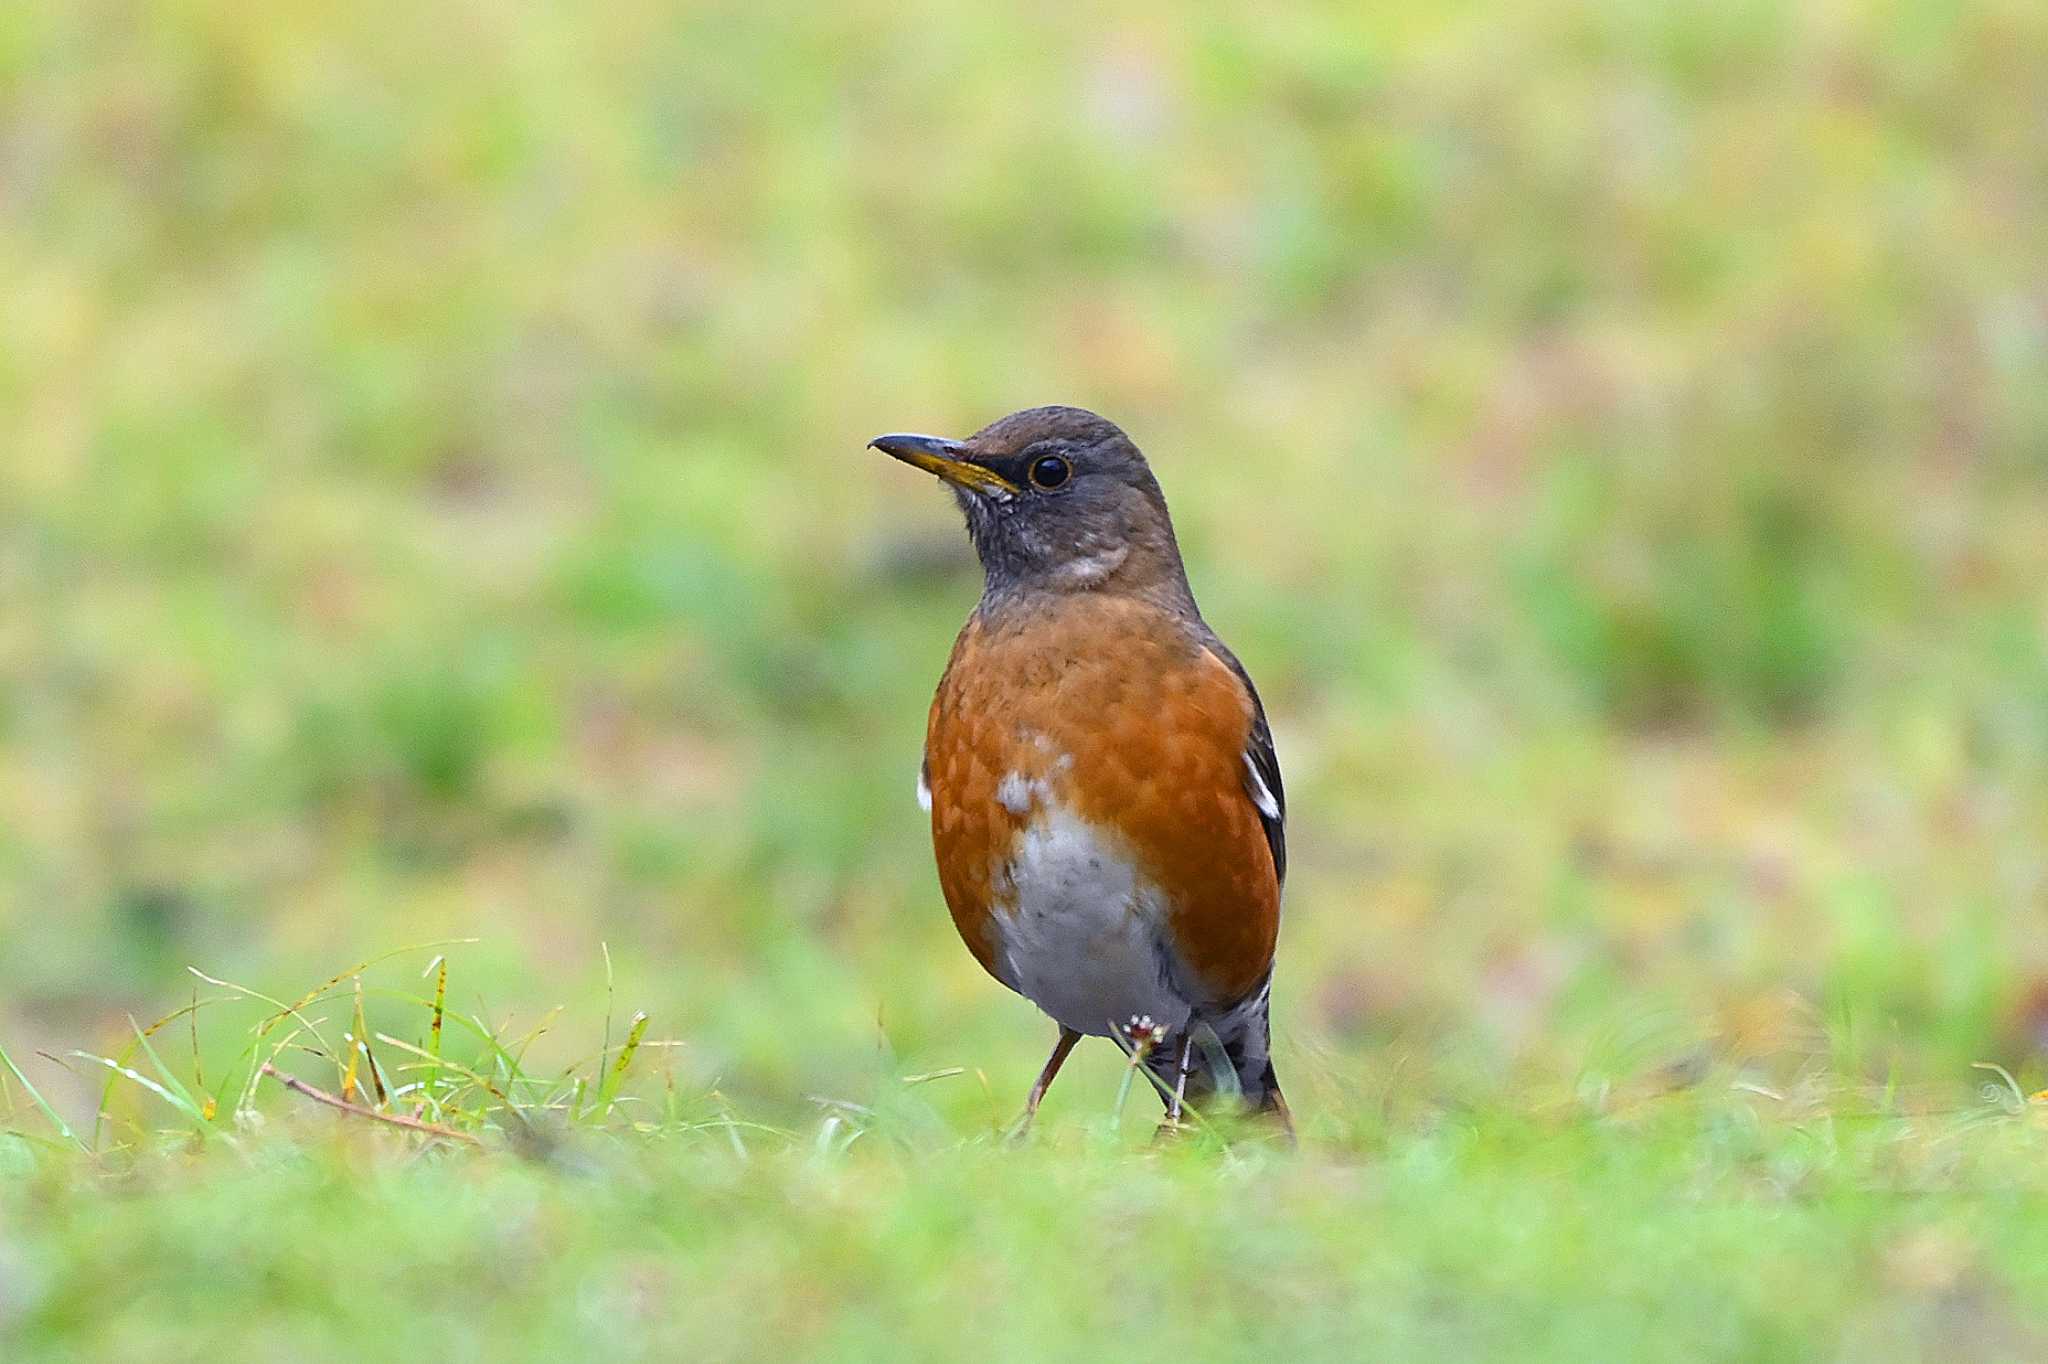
[{"left": 1028, "top": 455, "right": 1071, "bottom": 490}]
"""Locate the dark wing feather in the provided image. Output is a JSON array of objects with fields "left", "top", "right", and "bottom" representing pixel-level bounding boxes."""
[{"left": 1202, "top": 639, "right": 1286, "bottom": 887}]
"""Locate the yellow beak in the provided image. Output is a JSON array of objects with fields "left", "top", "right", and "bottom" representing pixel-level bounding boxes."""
[{"left": 868, "top": 433, "right": 1019, "bottom": 498}]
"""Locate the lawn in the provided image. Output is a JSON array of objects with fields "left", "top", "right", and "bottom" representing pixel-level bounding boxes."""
[
  {"left": 4, "top": 952, "right": 2047, "bottom": 1360},
  {"left": 4, "top": 0, "right": 2047, "bottom": 1359}
]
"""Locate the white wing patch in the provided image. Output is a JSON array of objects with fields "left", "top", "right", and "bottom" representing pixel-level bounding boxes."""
[
  {"left": 916, "top": 765, "right": 932, "bottom": 813},
  {"left": 1244, "top": 751, "right": 1280, "bottom": 820}
]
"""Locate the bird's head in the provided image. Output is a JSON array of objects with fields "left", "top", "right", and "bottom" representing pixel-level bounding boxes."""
[{"left": 869, "top": 406, "right": 1192, "bottom": 606}]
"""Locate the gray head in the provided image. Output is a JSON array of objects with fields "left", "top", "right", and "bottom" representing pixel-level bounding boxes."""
[{"left": 869, "top": 406, "right": 1194, "bottom": 608}]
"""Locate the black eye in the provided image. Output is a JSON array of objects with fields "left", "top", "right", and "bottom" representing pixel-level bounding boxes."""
[{"left": 1028, "top": 455, "right": 1070, "bottom": 490}]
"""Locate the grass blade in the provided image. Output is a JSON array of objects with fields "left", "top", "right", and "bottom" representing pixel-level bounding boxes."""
[
  {"left": 593, "top": 1011, "right": 650, "bottom": 1115},
  {"left": 254, "top": 939, "right": 481, "bottom": 1039},
  {"left": 0, "top": 1040, "right": 89, "bottom": 1153},
  {"left": 421, "top": 955, "right": 449, "bottom": 1113},
  {"left": 70, "top": 1051, "right": 211, "bottom": 1133}
]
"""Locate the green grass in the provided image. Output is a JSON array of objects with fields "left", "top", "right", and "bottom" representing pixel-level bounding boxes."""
[
  {"left": 9, "top": 1110, "right": 2048, "bottom": 1362},
  {"left": 5, "top": 0, "right": 2048, "bottom": 1356},
  {"left": 4, "top": 948, "right": 2047, "bottom": 1361}
]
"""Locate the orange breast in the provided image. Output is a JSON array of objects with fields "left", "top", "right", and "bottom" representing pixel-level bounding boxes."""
[{"left": 922, "top": 595, "right": 1280, "bottom": 1007}]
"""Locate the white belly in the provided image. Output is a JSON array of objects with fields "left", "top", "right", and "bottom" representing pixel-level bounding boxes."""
[{"left": 988, "top": 804, "right": 1191, "bottom": 1037}]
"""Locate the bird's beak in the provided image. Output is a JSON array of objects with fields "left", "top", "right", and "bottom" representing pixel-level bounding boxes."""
[{"left": 868, "top": 433, "right": 1018, "bottom": 498}]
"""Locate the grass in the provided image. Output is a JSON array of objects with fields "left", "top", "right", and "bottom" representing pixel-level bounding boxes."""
[
  {"left": 5, "top": 950, "right": 2048, "bottom": 1360},
  {"left": 11, "top": 1110, "right": 2048, "bottom": 1361},
  {"left": 5, "top": 0, "right": 2048, "bottom": 1357}
]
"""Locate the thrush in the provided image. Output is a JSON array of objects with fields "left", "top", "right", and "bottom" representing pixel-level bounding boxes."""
[{"left": 870, "top": 406, "right": 1288, "bottom": 1131}]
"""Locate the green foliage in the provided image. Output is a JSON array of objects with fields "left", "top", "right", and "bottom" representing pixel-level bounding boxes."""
[{"left": 1516, "top": 456, "right": 1848, "bottom": 722}]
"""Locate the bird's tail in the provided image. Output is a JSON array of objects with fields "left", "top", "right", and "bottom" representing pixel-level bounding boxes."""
[{"left": 1149, "top": 989, "right": 1290, "bottom": 1130}]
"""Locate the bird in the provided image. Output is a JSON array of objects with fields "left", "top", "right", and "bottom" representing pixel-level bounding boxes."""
[{"left": 869, "top": 405, "right": 1289, "bottom": 1133}]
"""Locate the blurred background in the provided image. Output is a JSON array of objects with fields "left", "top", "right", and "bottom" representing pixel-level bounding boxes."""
[{"left": 3, "top": 0, "right": 2044, "bottom": 1131}]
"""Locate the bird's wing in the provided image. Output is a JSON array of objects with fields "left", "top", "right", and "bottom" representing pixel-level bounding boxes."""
[{"left": 1202, "top": 640, "right": 1285, "bottom": 887}]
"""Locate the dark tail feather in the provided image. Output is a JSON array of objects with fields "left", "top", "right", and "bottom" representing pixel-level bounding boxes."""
[
  {"left": 1242, "top": 1053, "right": 1290, "bottom": 1124},
  {"left": 1149, "top": 996, "right": 1290, "bottom": 1132},
  {"left": 1225, "top": 1017, "right": 1290, "bottom": 1131}
]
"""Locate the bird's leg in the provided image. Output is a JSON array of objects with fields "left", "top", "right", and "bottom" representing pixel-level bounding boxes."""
[
  {"left": 1009, "top": 1027, "right": 1081, "bottom": 1141},
  {"left": 1025, "top": 1027, "right": 1082, "bottom": 1115},
  {"left": 1166, "top": 1032, "right": 1194, "bottom": 1126}
]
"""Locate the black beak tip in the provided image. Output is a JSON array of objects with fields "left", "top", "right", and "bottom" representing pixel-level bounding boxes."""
[
  {"left": 868, "top": 430, "right": 1017, "bottom": 496},
  {"left": 869, "top": 432, "right": 968, "bottom": 462}
]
